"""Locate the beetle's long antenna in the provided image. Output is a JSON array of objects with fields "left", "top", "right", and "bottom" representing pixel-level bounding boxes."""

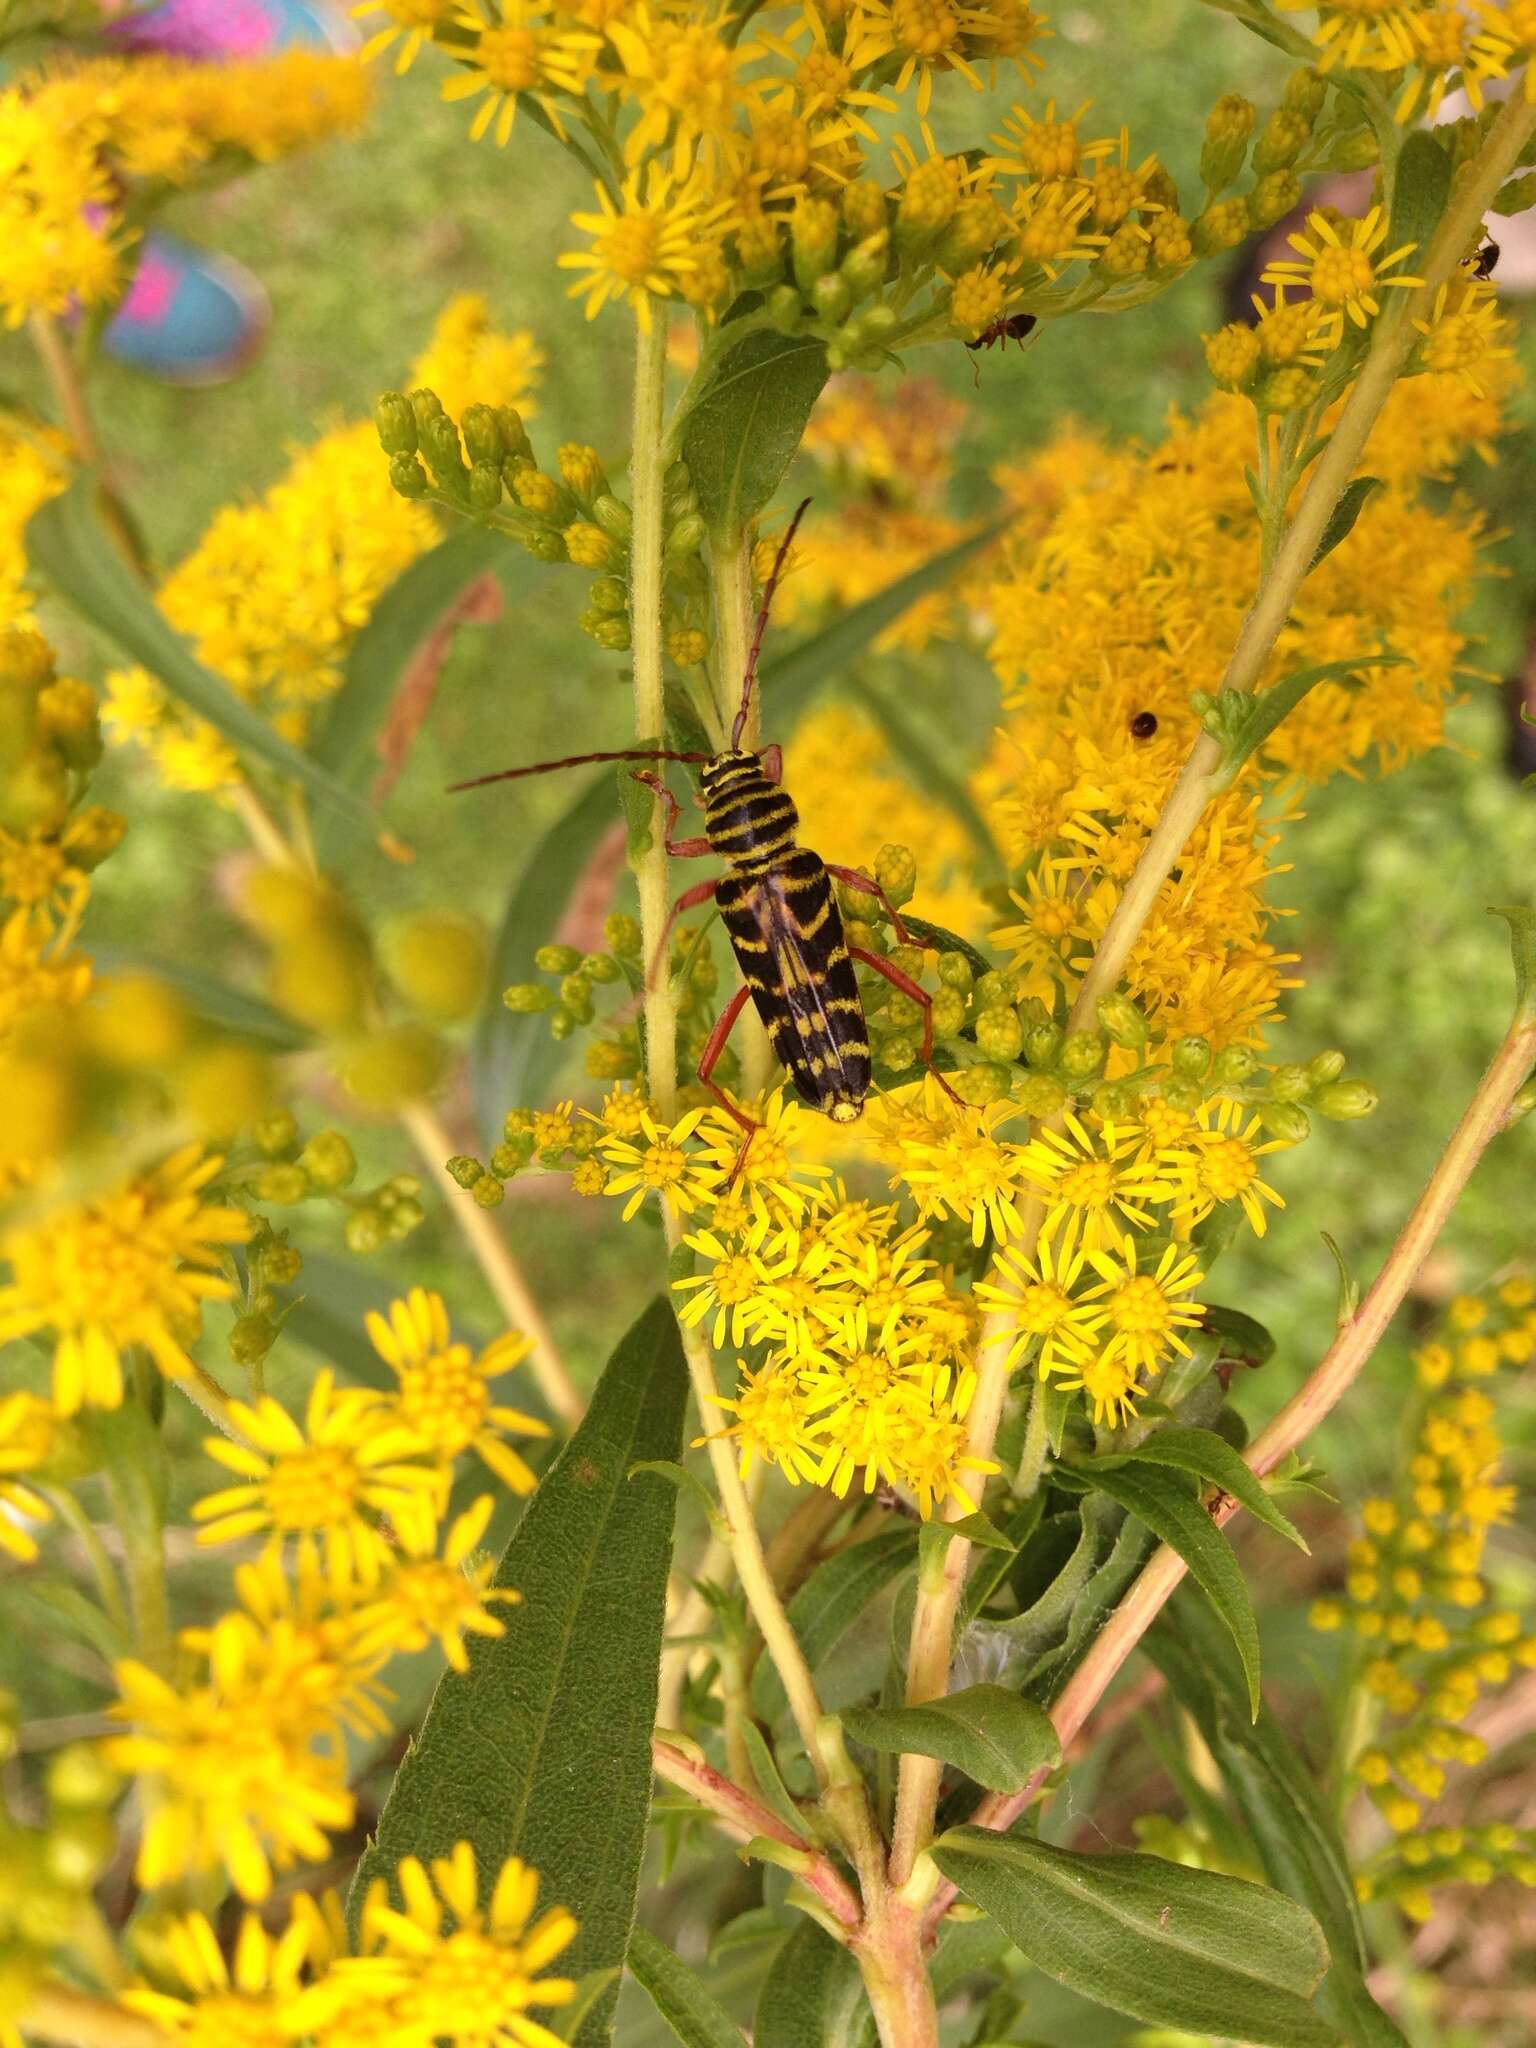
[
  {"left": 731, "top": 496, "right": 811, "bottom": 751},
  {"left": 449, "top": 747, "right": 712, "bottom": 793}
]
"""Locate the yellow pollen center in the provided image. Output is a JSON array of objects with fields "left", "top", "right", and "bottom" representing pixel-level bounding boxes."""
[
  {"left": 413, "top": 1932, "right": 534, "bottom": 2027},
  {"left": 1018, "top": 1281, "right": 1071, "bottom": 1331},
  {"left": 477, "top": 25, "right": 540, "bottom": 89},
  {"left": 1310, "top": 245, "right": 1375, "bottom": 306},
  {"left": 397, "top": 1350, "right": 487, "bottom": 1454},
  {"left": 1200, "top": 1136, "right": 1257, "bottom": 1200},
  {"left": 843, "top": 1350, "right": 898, "bottom": 1400},
  {"left": 895, "top": 0, "right": 961, "bottom": 56},
  {"left": 797, "top": 51, "right": 851, "bottom": 101},
  {"left": 1108, "top": 1275, "right": 1172, "bottom": 1336},
  {"left": 264, "top": 1445, "right": 362, "bottom": 1530},
  {"left": 712, "top": 1257, "right": 758, "bottom": 1305},
  {"left": 179, "top": 1994, "right": 289, "bottom": 2048},
  {"left": 1057, "top": 1159, "right": 1116, "bottom": 1209},
  {"left": 639, "top": 1139, "right": 687, "bottom": 1187}
]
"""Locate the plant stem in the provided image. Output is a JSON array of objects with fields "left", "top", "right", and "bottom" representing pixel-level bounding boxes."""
[
  {"left": 399, "top": 1100, "right": 582, "bottom": 1426},
  {"left": 923, "top": 998, "right": 1536, "bottom": 1938},
  {"left": 855, "top": 1896, "right": 941, "bottom": 2048},
  {"left": 1069, "top": 85, "right": 1536, "bottom": 1033},
  {"left": 28, "top": 313, "right": 144, "bottom": 570},
  {"left": 229, "top": 782, "right": 301, "bottom": 870},
  {"left": 20, "top": 1986, "right": 168, "bottom": 2048},
  {"left": 105, "top": 1469, "right": 171, "bottom": 1678},
  {"left": 43, "top": 1487, "right": 130, "bottom": 1639}
]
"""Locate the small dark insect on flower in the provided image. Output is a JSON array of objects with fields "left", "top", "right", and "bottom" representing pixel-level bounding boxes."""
[
  {"left": 1472, "top": 237, "right": 1500, "bottom": 280},
  {"left": 965, "top": 311, "right": 1038, "bottom": 355},
  {"left": 1130, "top": 711, "right": 1159, "bottom": 739}
]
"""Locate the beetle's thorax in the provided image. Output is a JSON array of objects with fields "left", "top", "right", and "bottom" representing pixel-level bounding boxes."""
[{"left": 700, "top": 749, "right": 801, "bottom": 876}]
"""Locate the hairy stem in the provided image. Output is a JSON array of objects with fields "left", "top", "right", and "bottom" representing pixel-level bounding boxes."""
[
  {"left": 400, "top": 1101, "right": 582, "bottom": 1426},
  {"left": 925, "top": 1000, "right": 1536, "bottom": 1936},
  {"left": 1070, "top": 86, "right": 1536, "bottom": 1030}
]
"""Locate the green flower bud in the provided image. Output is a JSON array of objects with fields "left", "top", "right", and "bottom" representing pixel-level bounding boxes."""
[
  {"left": 502, "top": 982, "right": 556, "bottom": 1013},
  {"left": 388, "top": 452, "right": 430, "bottom": 499},
  {"left": 583, "top": 951, "right": 622, "bottom": 984},
  {"left": 591, "top": 493, "right": 632, "bottom": 543},
  {"left": 586, "top": 1040, "right": 640, "bottom": 1080},
  {"left": 1097, "top": 991, "right": 1148, "bottom": 1049},
  {"left": 228, "top": 1312, "right": 277, "bottom": 1367},
  {"left": 1192, "top": 197, "right": 1253, "bottom": 256},
  {"left": 1161, "top": 1076, "right": 1204, "bottom": 1113},
  {"left": 605, "top": 913, "right": 642, "bottom": 957},
  {"left": 1254, "top": 108, "right": 1311, "bottom": 174},
  {"left": 260, "top": 1242, "right": 303, "bottom": 1287},
  {"left": 1060, "top": 1029, "right": 1106, "bottom": 1080},
  {"left": 937, "top": 951, "right": 973, "bottom": 992},
  {"left": 1269, "top": 1062, "right": 1311, "bottom": 1102},
  {"left": 1024, "top": 1021, "right": 1062, "bottom": 1068},
  {"left": 375, "top": 391, "right": 418, "bottom": 456},
  {"left": 842, "top": 179, "right": 888, "bottom": 240},
  {"left": 460, "top": 404, "right": 504, "bottom": 466},
  {"left": 251, "top": 1109, "right": 298, "bottom": 1156},
  {"left": 767, "top": 282, "right": 804, "bottom": 333},
  {"left": 973, "top": 969, "right": 1010, "bottom": 1011},
  {"left": 468, "top": 463, "right": 503, "bottom": 514},
  {"left": 534, "top": 943, "right": 583, "bottom": 975},
  {"left": 1212, "top": 1044, "right": 1259, "bottom": 1087},
  {"left": 560, "top": 974, "right": 595, "bottom": 1024},
  {"left": 931, "top": 987, "right": 968, "bottom": 1039},
  {"left": 1249, "top": 170, "right": 1301, "bottom": 229},
  {"left": 874, "top": 843, "right": 917, "bottom": 909},
  {"left": 588, "top": 575, "right": 628, "bottom": 614},
  {"left": 256, "top": 1163, "right": 309, "bottom": 1204},
  {"left": 1260, "top": 1100, "right": 1311, "bottom": 1143},
  {"left": 879, "top": 1030, "right": 919, "bottom": 1073},
  {"left": 840, "top": 228, "right": 891, "bottom": 298},
  {"left": 792, "top": 195, "right": 840, "bottom": 291},
  {"left": 1201, "top": 94, "right": 1255, "bottom": 193},
  {"left": 344, "top": 1207, "right": 384, "bottom": 1254},
  {"left": 666, "top": 512, "right": 706, "bottom": 558},
  {"left": 1328, "top": 128, "right": 1379, "bottom": 172},
  {"left": 447, "top": 1154, "right": 482, "bottom": 1189},
  {"left": 857, "top": 304, "right": 900, "bottom": 343},
  {"left": 1017, "top": 1072, "right": 1067, "bottom": 1117},
  {"left": 888, "top": 944, "right": 926, "bottom": 984},
  {"left": 549, "top": 1007, "right": 576, "bottom": 1041},
  {"left": 519, "top": 525, "right": 569, "bottom": 564},
  {"left": 1283, "top": 67, "right": 1327, "bottom": 121},
  {"left": 811, "top": 271, "right": 853, "bottom": 325},
  {"left": 408, "top": 386, "right": 445, "bottom": 427},
  {"left": 46, "top": 1742, "right": 120, "bottom": 1810},
  {"left": 301, "top": 1130, "right": 356, "bottom": 1191},
  {"left": 495, "top": 407, "right": 533, "bottom": 464},
  {"left": 589, "top": 614, "right": 632, "bottom": 652},
  {"left": 1093, "top": 1081, "right": 1135, "bottom": 1122},
  {"left": 1172, "top": 1035, "right": 1212, "bottom": 1078},
  {"left": 1313, "top": 1079, "right": 1379, "bottom": 1120},
  {"left": 419, "top": 411, "right": 468, "bottom": 488},
  {"left": 952, "top": 1062, "right": 1011, "bottom": 1106},
  {"left": 975, "top": 1005, "right": 1023, "bottom": 1062},
  {"left": 1307, "top": 1048, "right": 1347, "bottom": 1084},
  {"left": 842, "top": 916, "right": 878, "bottom": 952}
]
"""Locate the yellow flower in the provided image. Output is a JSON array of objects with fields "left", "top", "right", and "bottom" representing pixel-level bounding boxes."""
[
  {"left": 0, "top": 1391, "right": 57, "bottom": 1562},
  {"left": 1079, "top": 1230, "right": 1206, "bottom": 1377},
  {"left": 354, "top": 0, "right": 459, "bottom": 72},
  {"left": 606, "top": 3, "right": 761, "bottom": 173},
  {"left": 441, "top": 0, "right": 601, "bottom": 145},
  {"left": 974, "top": 1225, "right": 1102, "bottom": 1377},
  {"left": 355, "top": 1841, "right": 578, "bottom": 2047},
  {"left": 706, "top": 1360, "right": 825, "bottom": 1484},
  {"left": 558, "top": 161, "right": 736, "bottom": 329},
  {"left": 671, "top": 1221, "right": 782, "bottom": 1347},
  {"left": 107, "top": 1650, "right": 356, "bottom": 1901},
  {"left": 1168, "top": 1099, "right": 1289, "bottom": 1238},
  {"left": 355, "top": 1495, "right": 520, "bottom": 1673},
  {"left": 193, "top": 1370, "right": 441, "bottom": 1582},
  {"left": 122, "top": 1907, "right": 332, "bottom": 2047},
  {"left": 597, "top": 1102, "right": 719, "bottom": 1218},
  {"left": 0, "top": 1143, "right": 249, "bottom": 1415},
  {"left": 694, "top": 1089, "right": 835, "bottom": 1223},
  {"left": 365, "top": 1286, "right": 550, "bottom": 1497},
  {"left": 872, "top": 1080, "right": 1028, "bottom": 1246},
  {"left": 1262, "top": 207, "right": 1421, "bottom": 331},
  {"left": 845, "top": 0, "right": 995, "bottom": 114},
  {"left": 1016, "top": 1114, "right": 1180, "bottom": 1251},
  {"left": 408, "top": 292, "right": 546, "bottom": 417}
]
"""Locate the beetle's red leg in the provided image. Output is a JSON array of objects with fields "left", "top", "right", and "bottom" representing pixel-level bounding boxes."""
[
  {"left": 631, "top": 769, "right": 712, "bottom": 859},
  {"left": 760, "top": 742, "right": 783, "bottom": 786},
  {"left": 645, "top": 876, "right": 719, "bottom": 992},
  {"left": 827, "top": 863, "right": 915, "bottom": 947},
  {"left": 849, "top": 945, "right": 965, "bottom": 1108},
  {"left": 697, "top": 984, "right": 759, "bottom": 1183}
]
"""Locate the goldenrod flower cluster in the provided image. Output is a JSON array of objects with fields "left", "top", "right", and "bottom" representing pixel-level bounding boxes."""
[
  {"left": 1279, "top": 0, "right": 1536, "bottom": 121},
  {"left": 0, "top": 49, "right": 369, "bottom": 329},
  {"left": 1311, "top": 1277, "right": 1536, "bottom": 1920},
  {"left": 365, "top": 0, "right": 1302, "bottom": 359},
  {"left": 103, "top": 297, "right": 539, "bottom": 795}
]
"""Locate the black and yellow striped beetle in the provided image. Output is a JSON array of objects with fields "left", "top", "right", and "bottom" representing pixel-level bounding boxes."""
[{"left": 453, "top": 502, "right": 959, "bottom": 1155}]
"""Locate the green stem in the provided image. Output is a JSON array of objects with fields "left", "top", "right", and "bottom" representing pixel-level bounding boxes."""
[
  {"left": 105, "top": 1467, "right": 171, "bottom": 1677},
  {"left": 43, "top": 1488, "right": 129, "bottom": 1639},
  {"left": 631, "top": 311, "right": 678, "bottom": 1119},
  {"left": 1012, "top": 1375, "right": 1050, "bottom": 1499}
]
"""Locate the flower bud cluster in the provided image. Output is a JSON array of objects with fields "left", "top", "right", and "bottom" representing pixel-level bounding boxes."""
[
  {"left": 244, "top": 1106, "right": 424, "bottom": 1256},
  {"left": 0, "top": 1720, "right": 121, "bottom": 2018}
]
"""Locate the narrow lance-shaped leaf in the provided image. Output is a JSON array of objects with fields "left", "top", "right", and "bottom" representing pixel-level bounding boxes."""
[
  {"left": 753, "top": 1921, "right": 873, "bottom": 2048},
  {"left": 351, "top": 1298, "right": 688, "bottom": 2048},
  {"left": 628, "top": 1927, "right": 747, "bottom": 2048},
  {"left": 1088, "top": 1423, "right": 1307, "bottom": 1550},
  {"left": 677, "top": 331, "right": 828, "bottom": 539},
  {"left": 752, "top": 1524, "right": 916, "bottom": 1722},
  {"left": 931, "top": 1829, "right": 1341, "bottom": 2048},
  {"left": 841, "top": 1683, "right": 1059, "bottom": 1794},
  {"left": 26, "top": 473, "right": 373, "bottom": 825},
  {"left": 1308, "top": 475, "right": 1382, "bottom": 573}
]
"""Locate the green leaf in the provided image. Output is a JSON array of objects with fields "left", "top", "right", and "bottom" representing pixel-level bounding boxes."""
[
  {"left": 26, "top": 472, "right": 373, "bottom": 825},
  {"left": 752, "top": 1524, "right": 916, "bottom": 1722},
  {"left": 1491, "top": 904, "right": 1536, "bottom": 1022},
  {"left": 628, "top": 1927, "right": 747, "bottom": 2048},
  {"left": 842, "top": 1683, "right": 1059, "bottom": 1794},
  {"left": 631, "top": 1460, "right": 718, "bottom": 1523},
  {"left": 679, "top": 331, "right": 829, "bottom": 539},
  {"left": 1207, "top": 654, "right": 1408, "bottom": 787},
  {"left": 89, "top": 948, "right": 308, "bottom": 1051},
  {"left": 1201, "top": 1303, "right": 1277, "bottom": 1369},
  {"left": 1078, "top": 1462, "right": 1262, "bottom": 1715},
  {"left": 1320, "top": 1232, "right": 1361, "bottom": 1325},
  {"left": 470, "top": 771, "right": 619, "bottom": 1150},
  {"left": 1147, "top": 1598, "right": 1408, "bottom": 2048},
  {"left": 763, "top": 522, "right": 1006, "bottom": 732},
  {"left": 845, "top": 673, "right": 1005, "bottom": 885},
  {"left": 1090, "top": 1424, "right": 1306, "bottom": 1551},
  {"left": 556, "top": 1970, "right": 625, "bottom": 2044},
  {"left": 1308, "top": 476, "right": 1382, "bottom": 573},
  {"left": 930, "top": 1829, "right": 1340, "bottom": 2048},
  {"left": 987, "top": 1497, "right": 1119, "bottom": 1689},
  {"left": 0, "top": 1579, "right": 128, "bottom": 1665},
  {"left": 737, "top": 1720, "right": 809, "bottom": 1838},
  {"left": 961, "top": 1492, "right": 1043, "bottom": 1625},
  {"left": 891, "top": 913, "right": 994, "bottom": 984},
  {"left": 1388, "top": 129, "right": 1452, "bottom": 277},
  {"left": 753, "top": 1921, "right": 873, "bottom": 2048},
  {"left": 351, "top": 1298, "right": 688, "bottom": 2048}
]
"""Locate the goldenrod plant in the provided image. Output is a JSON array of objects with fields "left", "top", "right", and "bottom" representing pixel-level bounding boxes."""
[{"left": 2, "top": 2, "right": 1536, "bottom": 2045}]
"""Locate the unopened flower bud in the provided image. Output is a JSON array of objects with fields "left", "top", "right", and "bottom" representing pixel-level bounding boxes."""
[
  {"left": 1212, "top": 1044, "right": 1259, "bottom": 1087},
  {"left": 1508, "top": 1075, "right": 1536, "bottom": 1124},
  {"left": 1061, "top": 1029, "right": 1106, "bottom": 1079},
  {"left": 252, "top": 1109, "right": 298, "bottom": 1156},
  {"left": 586, "top": 1040, "right": 639, "bottom": 1079},
  {"left": 937, "top": 952, "right": 973, "bottom": 992},
  {"left": 975, "top": 1006, "right": 1023, "bottom": 1062},
  {"left": 345, "top": 1208, "right": 384, "bottom": 1254},
  {"left": 811, "top": 271, "right": 853, "bottom": 325},
  {"left": 256, "top": 1163, "right": 309, "bottom": 1204},
  {"left": 1093, "top": 1081, "right": 1135, "bottom": 1122},
  {"left": 375, "top": 391, "right": 418, "bottom": 456},
  {"left": 766, "top": 283, "right": 804, "bottom": 333},
  {"left": 1329, "top": 128, "right": 1379, "bottom": 172},
  {"left": 1283, "top": 68, "right": 1327, "bottom": 120},
  {"left": 468, "top": 464, "right": 503, "bottom": 514},
  {"left": 261, "top": 1242, "right": 303, "bottom": 1287},
  {"left": 1307, "top": 1048, "right": 1347, "bottom": 1084},
  {"left": 605, "top": 913, "right": 642, "bottom": 957},
  {"left": 383, "top": 909, "right": 487, "bottom": 1024},
  {"left": 558, "top": 443, "right": 609, "bottom": 503},
  {"left": 930, "top": 987, "right": 968, "bottom": 1039},
  {"left": 419, "top": 412, "right": 468, "bottom": 487},
  {"left": 792, "top": 196, "right": 840, "bottom": 290},
  {"left": 1269, "top": 1062, "right": 1311, "bottom": 1102},
  {"left": 45, "top": 1812, "right": 116, "bottom": 1887},
  {"left": 1161, "top": 1076, "right": 1203, "bottom": 1113},
  {"left": 1172, "top": 1035, "right": 1212, "bottom": 1078},
  {"left": 1204, "top": 322, "right": 1261, "bottom": 390},
  {"left": 1024, "top": 1021, "right": 1062, "bottom": 1068},
  {"left": 1254, "top": 108, "right": 1311, "bottom": 175},
  {"left": 502, "top": 982, "right": 556, "bottom": 1013},
  {"left": 1314, "top": 1079, "right": 1379, "bottom": 1120},
  {"left": 666, "top": 512, "right": 706, "bottom": 559},
  {"left": 388, "top": 453, "right": 430, "bottom": 499},
  {"left": 495, "top": 407, "right": 533, "bottom": 463},
  {"left": 874, "top": 843, "right": 917, "bottom": 908},
  {"left": 588, "top": 575, "right": 627, "bottom": 614},
  {"left": 880, "top": 1029, "right": 919, "bottom": 1073},
  {"left": 1097, "top": 991, "right": 1148, "bottom": 1049},
  {"left": 952, "top": 1062, "right": 1011, "bottom": 1105},
  {"left": 591, "top": 493, "right": 632, "bottom": 542},
  {"left": 471, "top": 1173, "right": 504, "bottom": 1208},
  {"left": 459, "top": 404, "right": 503, "bottom": 467},
  {"left": 1201, "top": 94, "right": 1255, "bottom": 192},
  {"left": 340, "top": 1026, "right": 447, "bottom": 1109},
  {"left": 842, "top": 179, "right": 888, "bottom": 240},
  {"left": 1249, "top": 170, "right": 1302, "bottom": 229},
  {"left": 1192, "top": 198, "right": 1252, "bottom": 255},
  {"left": 301, "top": 1130, "right": 356, "bottom": 1191},
  {"left": 1260, "top": 1100, "right": 1311, "bottom": 1143},
  {"left": 840, "top": 229, "right": 891, "bottom": 299},
  {"left": 1017, "top": 1072, "right": 1067, "bottom": 1117}
]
